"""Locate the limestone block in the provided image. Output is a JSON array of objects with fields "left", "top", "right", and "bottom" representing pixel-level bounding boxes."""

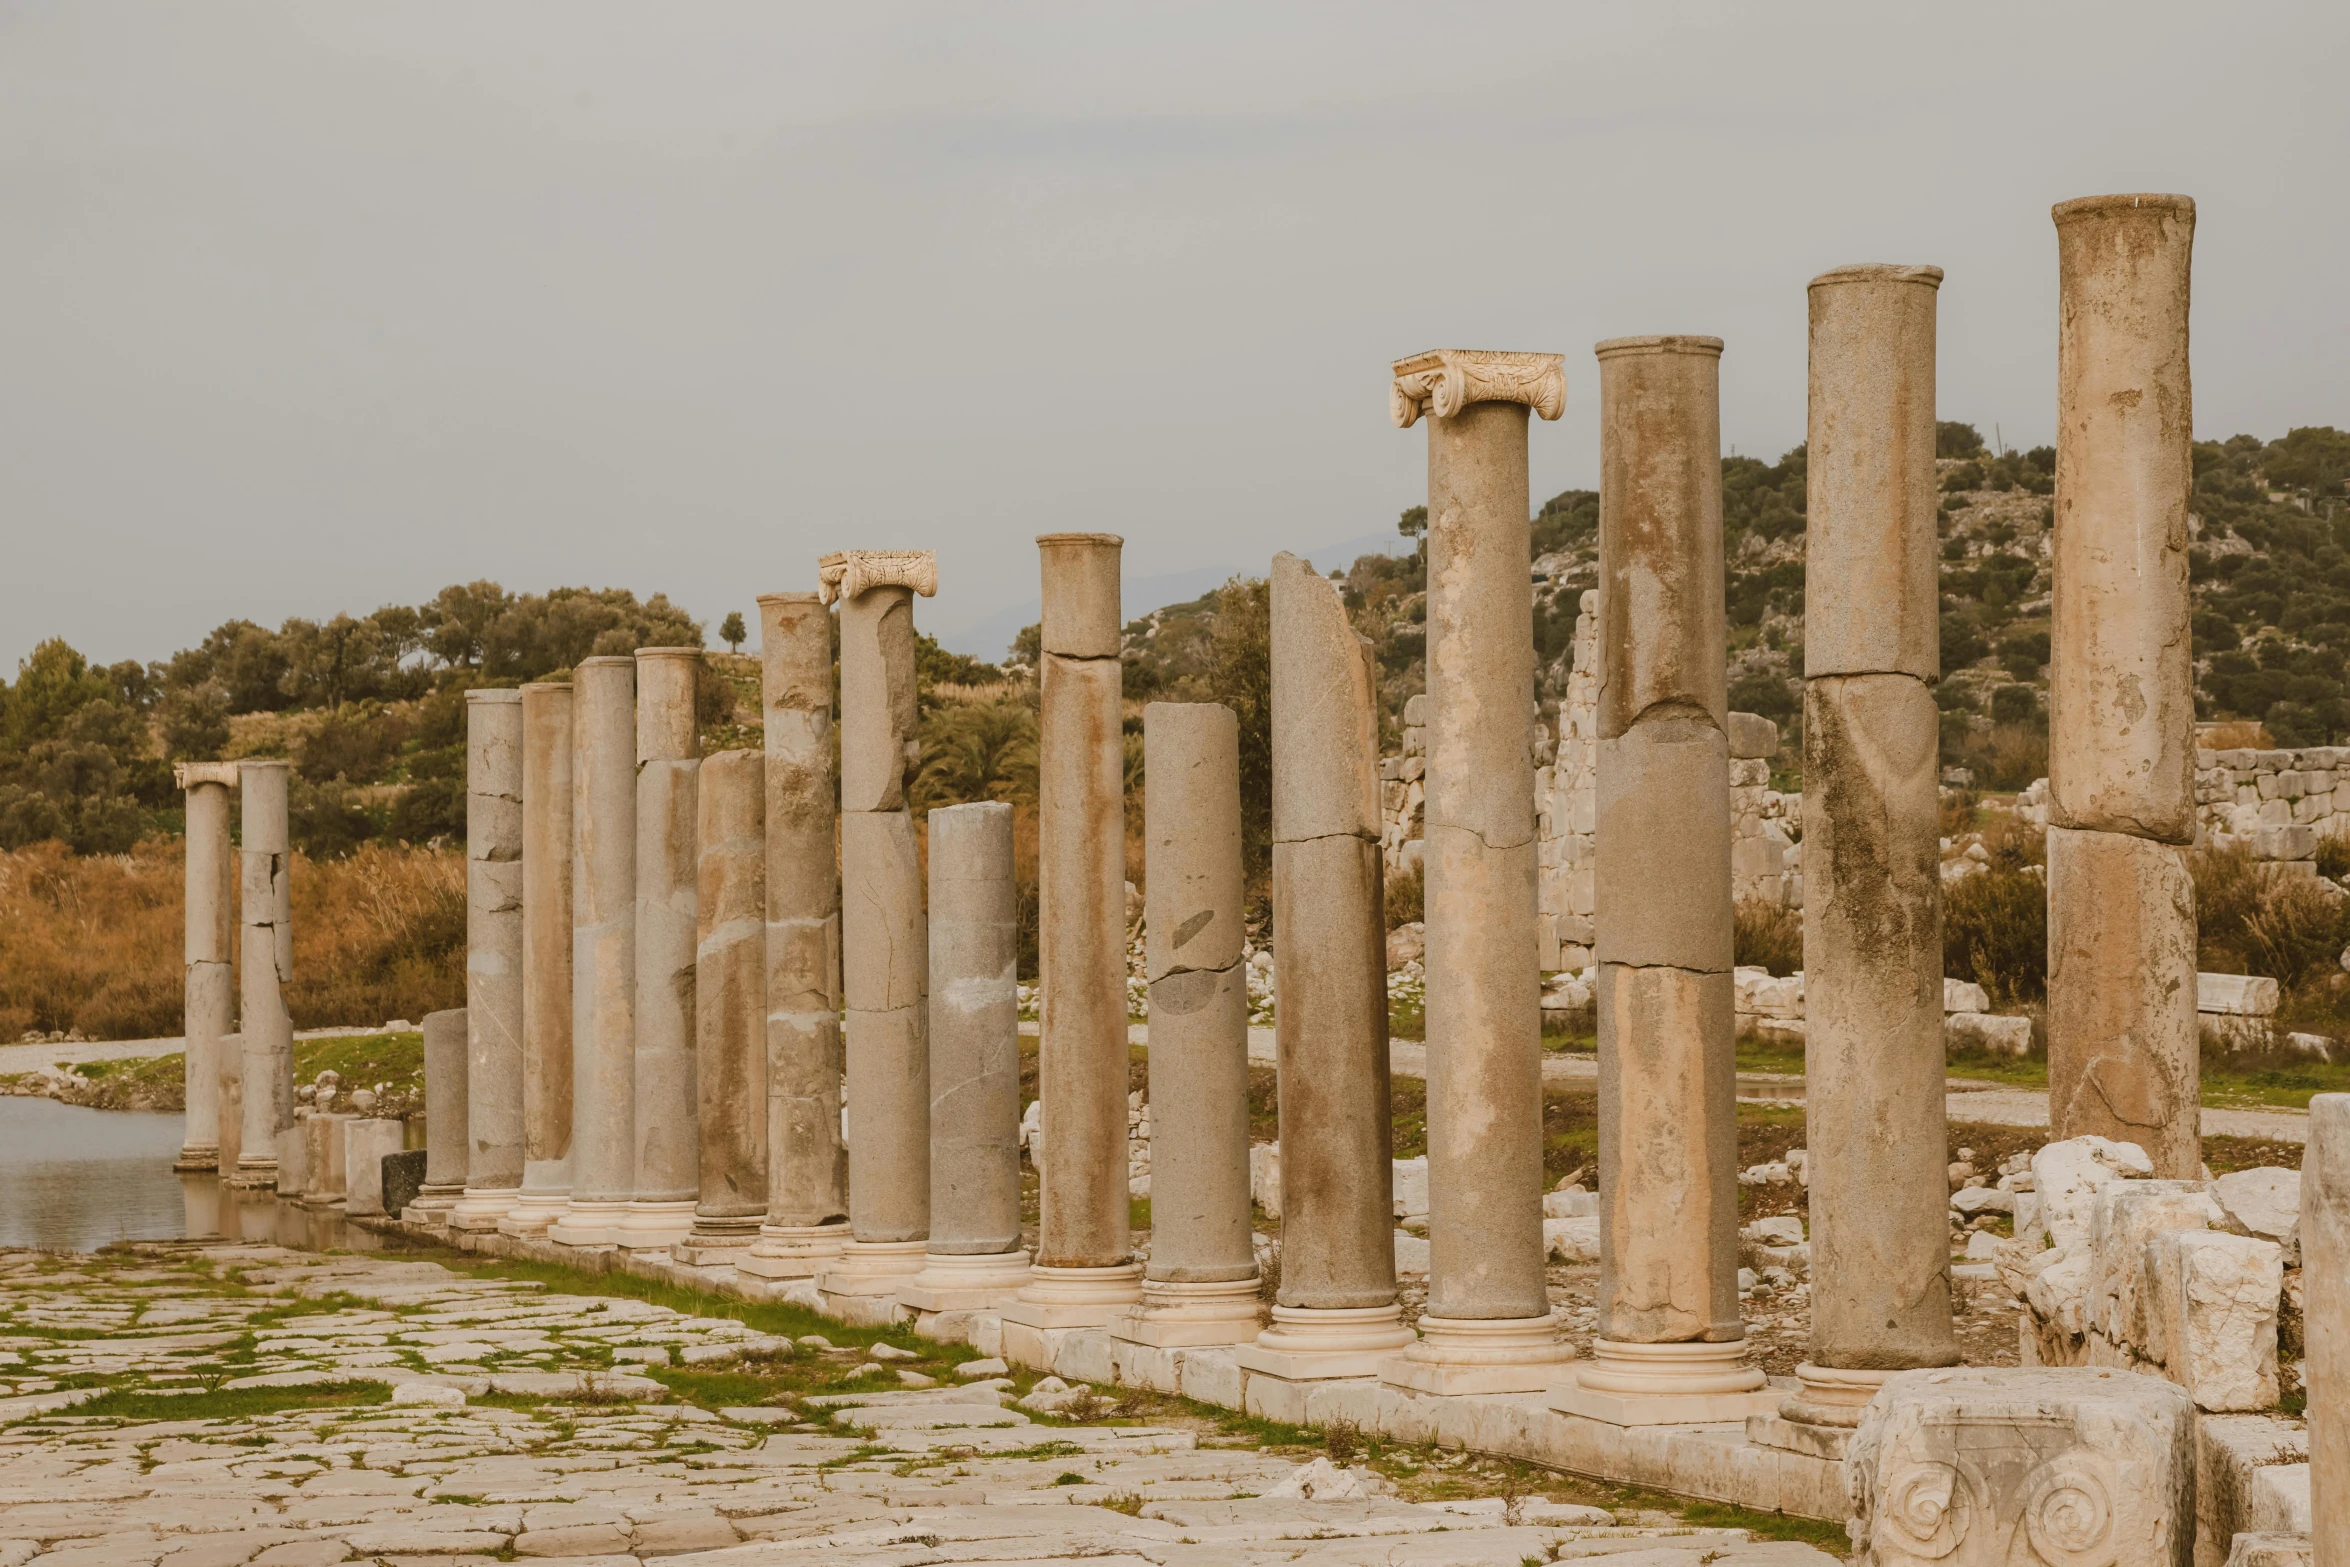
[
  {"left": 1946, "top": 1012, "right": 2033, "bottom": 1057},
  {"left": 2034, "top": 1136, "right": 2155, "bottom": 1254},
  {"left": 1848, "top": 1366, "right": 2195, "bottom": 1567},
  {"left": 2086, "top": 1181, "right": 2220, "bottom": 1347},
  {"left": 1390, "top": 1156, "right": 1428, "bottom": 1220},
  {"left": 2141, "top": 1230, "right": 2282, "bottom": 1412},
  {"left": 2213, "top": 1168, "right": 2300, "bottom": 1260},
  {"left": 1543, "top": 1215, "right": 1601, "bottom": 1263},
  {"left": 1946, "top": 979, "right": 1990, "bottom": 1014},
  {"left": 2224, "top": 1534, "right": 2312, "bottom": 1566},
  {"left": 1728, "top": 710, "right": 1781, "bottom": 761},
  {"left": 1595, "top": 715, "right": 1733, "bottom": 971},
  {"left": 2198, "top": 1415, "right": 2309, "bottom": 1567},
  {"left": 2200, "top": 974, "right": 2281, "bottom": 1018},
  {"left": 342, "top": 1119, "right": 407, "bottom": 1217}
]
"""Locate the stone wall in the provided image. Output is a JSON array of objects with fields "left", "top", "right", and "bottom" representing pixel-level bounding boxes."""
[{"left": 2013, "top": 745, "right": 2350, "bottom": 866}]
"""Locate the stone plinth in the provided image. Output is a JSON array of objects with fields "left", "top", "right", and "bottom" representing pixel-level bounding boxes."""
[
  {"left": 231, "top": 759, "right": 293, "bottom": 1190},
  {"left": 452, "top": 690, "right": 525, "bottom": 1233},
  {"left": 549, "top": 655, "right": 635, "bottom": 1250},
  {"left": 505, "top": 681, "right": 574, "bottom": 1237},
  {"left": 411, "top": 1007, "right": 470, "bottom": 1225},
  {"left": 740, "top": 593, "right": 849, "bottom": 1279},
  {"left": 2047, "top": 194, "right": 2200, "bottom": 1179},
  {"left": 2303, "top": 1095, "right": 2350, "bottom": 1564},
  {"left": 341, "top": 1119, "right": 408, "bottom": 1218},
  {"left": 680, "top": 749, "right": 767, "bottom": 1266},
  {"left": 175, "top": 761, "right": 239, "bottom": 1172}
]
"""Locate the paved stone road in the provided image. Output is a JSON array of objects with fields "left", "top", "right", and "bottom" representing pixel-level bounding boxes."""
[{"left": 0, "top": 1245, "right": 1835, "bottom": 1565}]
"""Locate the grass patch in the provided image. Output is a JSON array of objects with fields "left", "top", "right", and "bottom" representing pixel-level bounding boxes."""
[
  {"left": 1680, "top": 1500, "right": 1851, "bottom": 1551},
  {"left": 56, "top": 1380, "right": 392, "bottom": 1424},
  {"left": 293, "top": 1031, "right": 424, "bottom": 1103}
]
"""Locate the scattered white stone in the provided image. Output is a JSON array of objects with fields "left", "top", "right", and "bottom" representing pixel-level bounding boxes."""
[
  {"left": 1943, "top": 978, "right": 1989, "bottom": 1014},
  {"left": 955, "top": 1357, "right": 1009, "bottom": 1378},
  {"left": 2143, "top": 1229, "right": 2284, "bottom": 1412},
  {"left": 851, "top": 1361, "right": 883, "bottom": 1377},
  {"left": 1739, "top": 1162, "right": 1794, "bottom": 1187},
  {"left": 1542, "top": 1215, "right": 1600, "bottom": 1263},
  {"left": 2216, "top": 1167, "right": 2303, "bottom": 1259},
  {"left": 1392, "top": 1230, "right": 1430, "bottom": 1276},
  {"left": 1265, "top": 1457, "right": 1386, "bottom": 1501},
  {"left": 1945, "top": 1011, "right": 2033, "bottom": 1055},
  {"left": 390, "top": 1380, "right": 466, "bottom": 1407},
  {"left": 896, "top": 1370, "right": 936, "bottom": 1388},
  {"left": 1965, "top": 1231, "right": 2002, "bottom": 1260},
  {"left": 2033, "top": 1135, "right": 2154, "bottom": 1253},
  {"left": 1542, "top": 1186, "right": 1598, "bottom": 1218},
  {"left": 1951, "top": 1186, "right": 2014, "bottom": 1217},
  {"left": 869, "top": 1342, "right": 919, "bottom": 1361},
  {"left": 797, "top": 1335, "right": 834, "bottom": 1349},
  {"left": 1742, "top": 1216, "right": 1805, "bottom": 1247}
]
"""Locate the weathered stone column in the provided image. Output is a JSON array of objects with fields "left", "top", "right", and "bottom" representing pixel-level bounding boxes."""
[
  {"left": 740, "top": 592, "right": 850, "bottom": 1278},
  {"left": 2048, "top": 193, "right": 2200, "bottom": 1181},
  {"left": 1780, "top": 265, "right": 1961, "bottom": 1435},
  {"left": 902, "top": 801, "right": 1034, "bottom": 1320},
  {"left": 230, "top": 759, "right": 293, "bottom": 1189},
  {"left": 1382, "top": 349, "right": 1575, "bottom": 1396},
  {"left": 175, "top": 762, "right": 239, "bottom": 1173},
  {"left": 452, "top": 689, "right": 525, "bottom": 1231},
  {"left": 1004, "top": 533, "right": 1146, "bottom": 1357},
  {"left": 617, "top": 647, "right": 702, "bottom": 1251},
  {"left": 1555, "top": 335, "right": 1775, "bottom": 1424},
  {"left": 549, "top": 655, "right": 636, "bottom": 1248},
  {"left": 502, "top": 681, "right": 574, "bottom": 1236},
  {"left": 411, "top": 1006, "right": 470, "bottom": 1224},
  {"left": 817, "top": 552, "right": 935, "bottom": 1314},
  {"left": 679, "top": 748, "right": 768, "bottom": 1264},
  {"left": 1234, "top": 552, "right": 1414, "bottom": 1381},
  {"left": 1114, "top": 702, "right": 1258, "bottom": 1347},
  {"left": 2305, "top": 1094, "right": 2350, "bottom": 1564}
]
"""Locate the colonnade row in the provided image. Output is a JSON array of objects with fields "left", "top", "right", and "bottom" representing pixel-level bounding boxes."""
[{"left": 173, "top": 194, "right": 2200, "bottom": 1430}]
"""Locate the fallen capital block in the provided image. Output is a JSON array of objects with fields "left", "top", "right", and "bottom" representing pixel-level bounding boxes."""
[{"left": 1849, "top": 1366, "right": 2195, "bottom": 1567}]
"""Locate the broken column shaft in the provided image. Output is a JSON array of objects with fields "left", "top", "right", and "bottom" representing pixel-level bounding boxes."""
[
  {"left": 452, "top": 689, "right": 525, "bottom": 1231},
  {"left": 231, "top": 759, "right": 293, "bottom": 1190},
  {"left": 503, "top": 680, "right": 574, "bottom": 1236},
  {"left": 682, "top": 748, "right": 768, "bottom": 1262},
  {"left": 176, "top": 762, "right": 239, "bottom": 1173}
]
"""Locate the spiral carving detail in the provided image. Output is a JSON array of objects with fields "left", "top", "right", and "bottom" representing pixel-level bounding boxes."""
[
  {"left": 2020, "top": 1454, "right": 2118, "bottom": 1566},
  {"left": 1877, "top": 1460, "right": 1969, "bottom": 1558}
]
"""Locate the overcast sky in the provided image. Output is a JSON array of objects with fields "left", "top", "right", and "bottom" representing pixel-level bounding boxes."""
[{"left": 4, "top": 3, "right": 2346, "bottom": 671}]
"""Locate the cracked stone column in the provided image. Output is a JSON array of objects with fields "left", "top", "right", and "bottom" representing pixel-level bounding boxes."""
[
  {"left": 230, "top": 759, "right": 293, "bottom": 1189},
  {"left": 616, "top": 647, "right": 703, "bottom": 1251},
  {"left": 1777, "top": 265, "right": 1961, "bottom": 1435},
  {"left": 1381, "top": 349, "right": 1576, "bottom": 1397},
  {"left": 1555, "top": 335, "right": 1777, "bottom": 1425},
  {"left": 2048, "top": 193, "right": 2201, "bottom": 1181},
  {"left": 411, "top": 1009, "right": 469, "bottom": 1223},
  {"left": 902, "top": 801, "right": 1034, "bottom": 1319},
  {"left": 1234, "top": 552, "right": 1415, "bottom": 1382},
  {"left": 549, "top": 655, "right": 636, "bottom": 1248},
  {"left": 2305, "top": 1094, "right": 2350, "bottom": 1563},
  {"left": 1113, "top": 702, "right": 1259, "bottom": 1347},
  {"left": 740, "top": 592, "right": 850, "bottom": 1278},
  {"left": 1003, "top": 532, "right": 1146, "bottom": 1358},
  {"left": 679, "top": 748, "right": 768, "bottom": 1264},
  {"left": 175, "top": 762, "right": 240, "bottom": 1173},
  {"left": 818, "top": 550, "right": 937, "bottom": 1315},
  {"left": 452, "top": 690, "right": 526, "bottom": 1231},
  {"left": 502, "top": 681, "right": 574, "bottom": 1236}
]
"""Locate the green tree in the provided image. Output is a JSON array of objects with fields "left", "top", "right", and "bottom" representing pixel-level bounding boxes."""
[
  {"left": 1202, "top": 575, "right": 1273, "bottom": 889},
  {"left": 719, "top": 611, "right": 748, "bottom": 652},
  {"left": 1937, "top": 421, "right": 1986, "bottom": 458}
]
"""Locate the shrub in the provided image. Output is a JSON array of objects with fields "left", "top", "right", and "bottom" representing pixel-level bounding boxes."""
[
  {"left": 1944, "top": 865, "right": 2047, "bottom": 1006},
  {"left": 1384, "top": 863, "right": 1423, "bottom": 930},
  {"left": 2193, "top": 841, "right": 2350, "bottom": 990},
  {"left": 1733, "top": 898, "right": 1802, "bottom": 976}
]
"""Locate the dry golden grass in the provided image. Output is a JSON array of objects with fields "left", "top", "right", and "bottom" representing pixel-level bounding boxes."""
[
  {"left": 0, "top": 838, "right": 465, "bottom": 1041},
  {"left": 2198, "top": 720, "right": 2275, "bottom": 751}
]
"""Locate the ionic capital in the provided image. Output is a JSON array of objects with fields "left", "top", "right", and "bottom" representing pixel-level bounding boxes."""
[
  {"left": 817, "top": 550, "right": 939, "bottom": 606},
  {"left": 175, "top": 761, "right": 241, "bottom": 790},
  {"left": 1390, "top": 349, "right": 1566, "bottom": 429}
]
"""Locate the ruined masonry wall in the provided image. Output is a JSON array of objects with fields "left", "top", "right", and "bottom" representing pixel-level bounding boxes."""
[{"left": 2012, "top": 745, "right": 2350, "bottom": 866}]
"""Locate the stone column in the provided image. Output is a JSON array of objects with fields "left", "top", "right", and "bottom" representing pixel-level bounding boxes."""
[
  {"left": 1382, "top": 349, "right": 1575, "bottom": 1396},
  {"left": 2047, "top": 193, "right": 2200, "bottom": 1181},
  {"left": 412, "top": 1006, "right": 469, "bottom": 1223},
  {"left": 901, "top": 801, "right": 1034, "bottom": 1319},
  {"left": 1234, "top": 552, "right": 1415, "bottom": 1381},
  {"left": 1554, "top": 335, "right": 1775, "bottom": 1424},
  {"left": 549, "top": 656, "right": 636, "bottom": 1248},
  {"left": 617, "top": 647, "right": 702, "bottom": 1250},
  {"left": 1004, "top": 533, "right": 1146, "bottom": 1355},
  {"left": 1781, "top": 266, "right": 1961, "bottom": 1435},
  {"left": 2305, "top": 1094, "right": 2350, "bottom": 1564},
  {"left": 1114, "top": 702, "right": 1258, "bottom": 1347},
  {"left": 740, "top": 592, "right": 850, "bottom": 1277},
  {"left": 230, "top": 759, "right": 293, "bottom": 1189},
  {"left": 175, "top": 762, "right": 239, "bottom": 1173},
  {"left": 503, "top": 681, "right": 574, "bottom": 1236},
  {"left": 452, "top": 690, "right": 525, "bottom": 1231},
  {"left": 679, "top": 748, "right": 768, "bottom": 1263},
  {"left": 817, "top": 551, "right": 935, "bottom": 1314}
]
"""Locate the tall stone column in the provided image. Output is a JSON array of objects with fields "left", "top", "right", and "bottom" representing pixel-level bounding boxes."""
[
  {"left": 817, "top": 551, "right": 935, "bottom": 1314},
  {"left": 175, "top": 762, "right": 240, "bottom": 1173},
  {"left": 1234, "top": 552, "right": 1414, "bottom": 1381},
  {"left": 2305, "top": 1094, "right": 2350, "bottom": 1564},
  {"left": 618, "top": 647, "right": 702, "bottom": 1250},
  {"left": 1555, "top": 335, "right": 1775, "bottom": 1425},
  {"left": 1783, "top": 266, "right": 1961, "bottom": 1435},
  {"left": 503, "top": 681, "right": 574, "bottom": 1236},
  {"left": 1004, "top": 533, "right": 1146, "bottom": 1357},
  {"left": 740, "top": 592, "right": 850, "bottom": 1277},
  {"left": 2048, "top": 193, "right": 2200, "bottom": 1181},
  {"left": 1114, "top": 702, "right": 1259, "bottom": 1348},
  {"left": 1382, "top": 349, "right": 1575, "bottom": 1396},
  {"left": 230, "top": 759, "right": 293, "bottom": 1189},
  {"left": 901, "top": 801, "right": 1034, "bottom": 1319},
  {"left": 412, "top": 1008, "right": 469, "bottom": 1223},
  {"left": 452, "top": 690, "right": 526, "bottom": 1231},
  {"left": 680, "top": 748, "right": 768, "bottom": 1263},
  {"left": 549, "top": 655, "right": 636, "bottom": 1248}
]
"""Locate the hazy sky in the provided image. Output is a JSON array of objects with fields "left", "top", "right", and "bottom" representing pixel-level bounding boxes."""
[{"left": 4, "top": 3, "right": 2346, "bottom": 670}]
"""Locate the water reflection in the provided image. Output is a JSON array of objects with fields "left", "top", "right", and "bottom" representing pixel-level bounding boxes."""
[{"left": 0, "top": 1096, "right": 190, "bottom": 1252}]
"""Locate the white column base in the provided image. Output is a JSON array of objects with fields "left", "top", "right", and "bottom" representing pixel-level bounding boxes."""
[
  {"left": 547, "top": 1197, "right": 629, "bottom": 1249},
  {"left": 819, "top": 1239, "right": 930, "bottom": 1300},
  {"left": 614, "top": 1198, "right": 696, "bottom": 1251},
  {"left": 498, "top": 1188, "right": 572, "bottom": 1238},
  {"left": 1380, "top": 1310, "right": 1576, "bottom": 1396},
  {"left": 227, "top": 1156, "right": 281, "bottom": 1191},
  {"left": 999, "top": 1262, "right": 1146, "bottom": 1329},
  {"left": 896, "top": 1248, "right": 1033, "bottom": 1313},
  {"left": 174, "top": 1142, "right": 220, "bottom": 1174},
  {"left": 736, "top": 1223, "right": 850, "bottom": 1279},
  {"left": 1232, "top": 1304, "right": 1417, "bottom": 1382},
  {"left": 448, "top": 1186, "right": 520, "bottom": 1233},
  {"left": 1776, "top": 1361, "right": 1895, "bottom": 1428},
  {"left": 674, "top": 1214, "right": 765, "bottom": 1266},
  {"left": 1548, "top": 1337, "right": 1779, "bottom": 1426},
  {"left": 1109, "top": 1276, "right": 1264, "bottom": 1348}
]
